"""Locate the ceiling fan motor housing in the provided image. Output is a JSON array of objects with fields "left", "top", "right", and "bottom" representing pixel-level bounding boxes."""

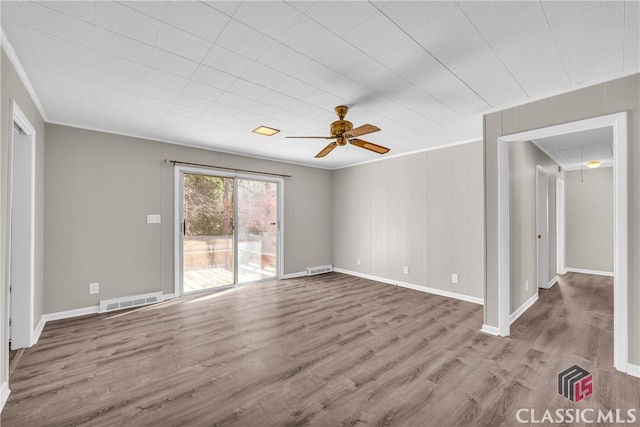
[{"left": 330, "top": 120, "right": 353, "bottom": 145}]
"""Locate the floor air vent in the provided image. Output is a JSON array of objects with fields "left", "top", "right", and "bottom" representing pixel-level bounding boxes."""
[
  {"left": 306, "top": 265, "right": 333, "bottom": 276},
  {"left": 99, "top": 292, "right": 163, "bottom": 313}
]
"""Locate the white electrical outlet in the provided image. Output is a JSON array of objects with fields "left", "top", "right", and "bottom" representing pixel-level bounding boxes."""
[
  {"left": 526, "top": 280, "right": 529, "bottom": 291},
  {"left": 357, "top": 258, "right": 360, "bottom": 265},
  {"left": 452, "top": 274, "right": 459, "bottom": 284},
  {"left": 89, "top": 282, "right": 99, "bottom": 295},
  {"left": 146, "top": 214, "right": 161, "bottom": 224},
  {"left": 403, "top": 266, "right": 409, "bottom": 274}
]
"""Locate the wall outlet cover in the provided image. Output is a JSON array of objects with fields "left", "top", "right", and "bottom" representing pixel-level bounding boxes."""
[
  {"left": 146, "top": 214, "right": 161, "bottom": 224},
  {"left": 452, "top": 274, "right": 459, "bottom": 284},
  {"left": 89, "top": 282, "right": 99, "bottom": 295}
]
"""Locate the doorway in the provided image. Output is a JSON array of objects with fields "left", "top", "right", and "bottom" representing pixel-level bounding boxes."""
[
  {"left": 497, "top": 112, "right": 628, "bottom": 373},
  {"left": 6, "top": 101, "right": 36, "bottom": 351},
  {"left": 175, "top": 167, "right": 282, "bottom": 295},
  {"left": 535, "top": 166, "right": 549, "bottom": 289}
]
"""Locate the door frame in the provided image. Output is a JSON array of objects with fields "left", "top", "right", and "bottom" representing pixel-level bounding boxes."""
[
  {"left": 497, "top": 112, "right": 628, "bottom": 373},
  {"left": 535, "top": 165, "right": 549, "bottom": 289},
  {"left": 5, "top": 100, "right": 36, "bottom": 352},
  {"left": 173, "top": 165, "right": 283, "bottom": 296}
]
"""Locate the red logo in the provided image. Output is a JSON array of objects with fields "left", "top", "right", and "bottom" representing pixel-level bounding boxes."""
[{"left": 558, "top": 365, "right": 593, "bottom": 402}]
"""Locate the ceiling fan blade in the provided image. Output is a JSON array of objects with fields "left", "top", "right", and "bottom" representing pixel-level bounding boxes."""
[
  {"left": 349, "top": 138, "right": 390, "bottom": 155},
  {"left": 315, "top": 142, "right": 338, "bottom": 158},
  {"left": 286, "top": 136, "right": 334, "bottom": 139},
  {"left": 344, "top": 124, "right": 380, "bottom": 138}
]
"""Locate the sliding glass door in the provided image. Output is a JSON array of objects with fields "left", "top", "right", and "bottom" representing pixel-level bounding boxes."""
[
  {"left": 182, "top": 173, "right": 235, "bottom": 292},
  {"left": 237, "top": 179, "right": 278, "bottom": 283},
  {"left": 177, "top": 168, "right": 281, "bottom": 295}
]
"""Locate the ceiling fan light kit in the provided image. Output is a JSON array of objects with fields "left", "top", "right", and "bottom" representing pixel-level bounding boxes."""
[{"left": 287, "top": 106, "right": 390, "bottom": 158}]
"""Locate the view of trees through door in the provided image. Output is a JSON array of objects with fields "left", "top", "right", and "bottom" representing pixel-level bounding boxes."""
[
  {"left": 183, "top": 174, "right": 234, "bottom": 292},
  {"left": 181, "top": 173, "right": 278, "bottom": 294}
]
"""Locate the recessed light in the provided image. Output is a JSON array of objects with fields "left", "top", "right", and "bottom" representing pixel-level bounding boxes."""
[
  {"left": 252, "top": 126, "right": 280, "bottom": 136},
  {"left": 587, "top": 161, "right": 601, "bottom": 168}
]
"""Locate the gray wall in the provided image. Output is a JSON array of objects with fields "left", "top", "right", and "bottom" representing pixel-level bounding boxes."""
[
  {"left": 332, "top": 141, "right": 484, "bottom": 300},
  {"left": 565, "top": 167, "right": 614, "bottom": 273},
  {"left": 44, "top": 124, "right": 332, "bottom": 313},
  {"left": 484, "top": 73, "right": 640, "bottom": 364},
  {"left": 509, "top": 141, "right": 562, "bottom": 312},
  {"left": 1, "top": 48, "right": 46, "bottom": 383}
]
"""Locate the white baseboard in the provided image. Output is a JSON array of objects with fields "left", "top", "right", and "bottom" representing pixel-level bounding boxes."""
[
  {"left": 0, "top": 381, "right": 10, "bottom": 414},
  {"left": 332, "top": 268, "right": 484, "bottom": 305},
  {"left": 33, "top": 316, "right": 46, "bottom": 345},
  {"left": 481, "top": 324, "right": 500, "bottom": 336},
  {"left": 540, "top": 276, "right": 558, "bottom": 289},
  {"left": 281, "top": 271, "right": 307, "bottom": 279},
  {"left": 42, "top": 305, "right": 100, "bottom": 323},
  {"left": 628, "top": 363, "right": 640, "bottom": 378},
  {"left": 565, "top": 267, "right": 614, "bottom": 277},
  {"left": 510, "top": 292, "right": 539, "bottom": 324},
  {"left": 37, "top": 296, "right": 171, "bottom": 344}
]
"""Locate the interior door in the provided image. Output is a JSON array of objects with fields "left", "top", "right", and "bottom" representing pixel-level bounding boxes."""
[
  {"left": 536, "top": 167, "right": 549, "bottom": 288},
  {"left": 182, "top": 173, "right": 235, "bottom": 293},
  {"left": 237, "top": 179, "right": 278, "bottom": 283},
  {"left": 9, "top": 120, "right": 36, "bottom": 350}
]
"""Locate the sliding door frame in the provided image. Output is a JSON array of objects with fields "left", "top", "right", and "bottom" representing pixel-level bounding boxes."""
[{"left": 174, "top": 165, "right": 284, "bottom": 296}]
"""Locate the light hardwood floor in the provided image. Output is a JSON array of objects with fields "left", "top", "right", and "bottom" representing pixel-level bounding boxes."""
[{"left": 3, "top": 272, "right": 638, "bottom": 426}]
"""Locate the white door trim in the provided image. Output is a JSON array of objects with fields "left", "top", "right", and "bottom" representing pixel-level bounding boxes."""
[
  {"left": 5, "top": 99, "right": 37, "bottom": 353},
  {"left": 173, "top": 166, "right": 284, "bottom": 296},
  {"left": 497, "top": 112, "right": 628, "bottom": 373}
]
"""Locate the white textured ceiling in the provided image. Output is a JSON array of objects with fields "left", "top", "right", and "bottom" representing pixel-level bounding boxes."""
[{"left": 1, "top": 1, "right": 638, "bottom": 169}]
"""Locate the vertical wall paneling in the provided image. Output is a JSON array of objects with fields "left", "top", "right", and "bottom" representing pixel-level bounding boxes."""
[
  {"left": 565, "top": 168, "right": 614, "bottom": 272},
  {"left": 508, "top": 141, "right": 561, "bottom": 312},
  {"left": 333, "top": 141, "right": 485, "bottom": 302}
]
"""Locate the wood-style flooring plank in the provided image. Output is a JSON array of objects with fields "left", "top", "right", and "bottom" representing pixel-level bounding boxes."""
[{"left": 3, "top": 272, "right": 638, "bottom": 426}]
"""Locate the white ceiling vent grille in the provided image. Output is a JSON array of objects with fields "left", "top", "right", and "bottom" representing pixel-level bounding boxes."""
[
  {"left": 99, "top": 292, "right": 163, "bottom": 313},
  {"left": 306, "top": 265, "right": 333, "bottom": 276}
]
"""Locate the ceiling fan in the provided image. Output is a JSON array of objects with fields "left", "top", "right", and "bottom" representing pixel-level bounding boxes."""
[{"left": 286, "top": 105, "right": 390, "bottom": 158}]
